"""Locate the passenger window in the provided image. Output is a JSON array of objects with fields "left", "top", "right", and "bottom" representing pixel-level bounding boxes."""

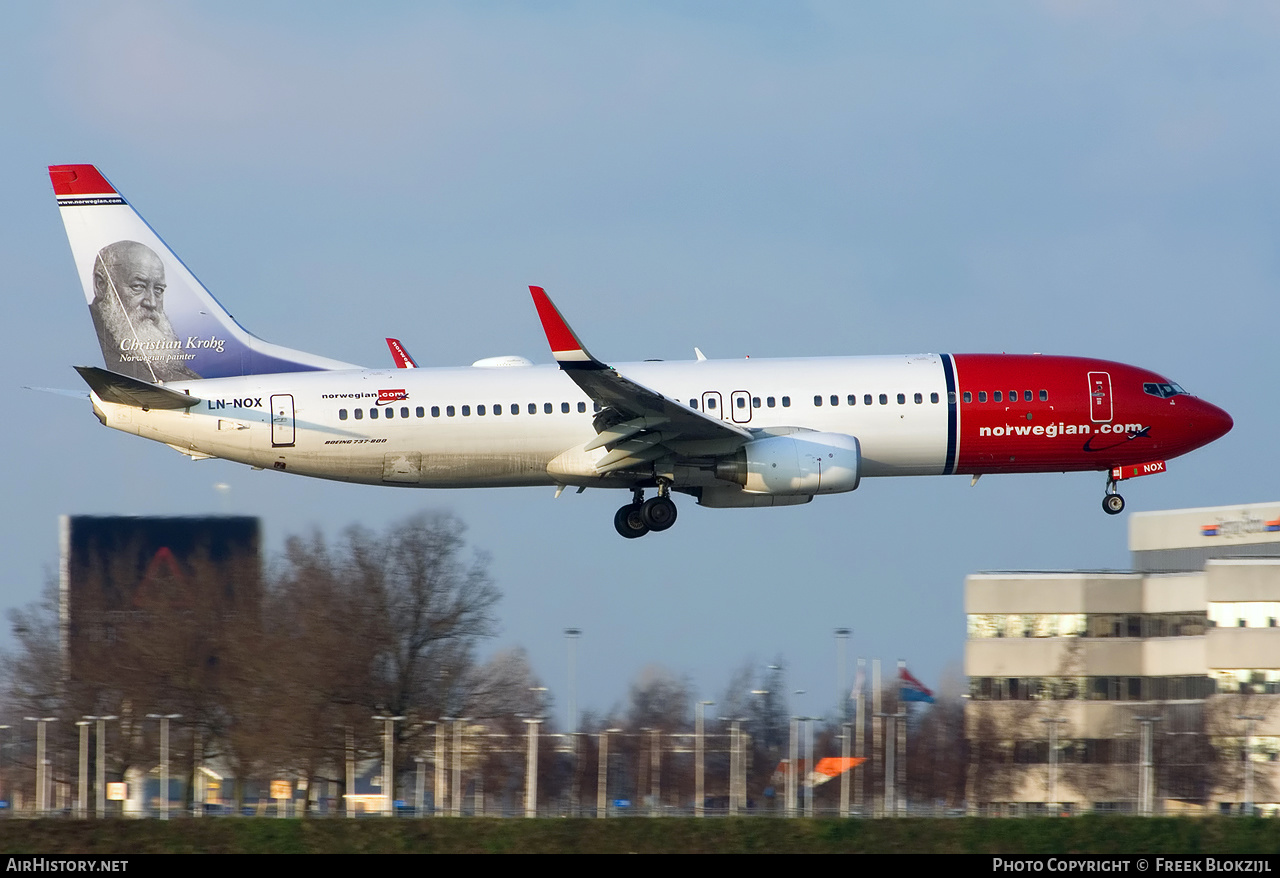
[
  {"left": 848, "top": 395, "right": 856, "bottom": 406},
  {"left": 830, "top": 395, "right": 839, "bottom": 406},
  {"left": 914, "top": 393, "right": 923, "bottom": 404},
  {"left": 1039, "top": 390, "right": 1048, "bottom": 401},
  {"left": 994, "top": 391, "right": 1002, "bottom": 402},
  {"left": 561, "top": 402, "right": 570, "bottom": 413},
  {"left": 1010, "top": 390, "right": 1017, "bottom": 401},
  {"left": 477, "top": 405, "right": 485, "bottom": 416},
  {"left": 737, "top": 397, "right": 746, "bottom": 408},
  {"left": 510, "top": 403, "right": 519, "bottom": 415},
  {"left": 355, "top": 409, "right": 363, "bottom": 420},
  {"left": 417, "top": 407, "right": 425, "bottom": 418},
  {"left": 767, "top": 397, "right": 776, "bottom": 407},
  {"left": 978, "top": 391, "right": 987, "bottom": 403},
  {"left": 897, "top": 393, "right": 906, "bottom": 405},
  {"left": 461, "top": 405, "right": 470, "bottom": 416},
  {"left": 1024, "top": 390, "right": 1033, "bottom": 402},
  {"left": 578, "top": 402, "right": 586, "bottom": 413},
  {"left": 544, "top": 403, "right": 552, "bottom": 414},
  {"left": 931, "top": 392, "right": 939, "bottom": 404},
  {"left": 963, "top": 391, "right": 972, "bottom": 403},
  {"left": 879, "top": 394, "right": 888, "bottom": 405},
  {"left": 493, "top": 404, "right": 502, "bottom": 416},
  {"left": 707, "top": 397, "right": 717, "bottom": 410},
  {"left": 814, "top": 395, "right": 823, "bottom": 407},
  {"left": 339, "top": 409, "right": 347, "bottom": 420},
  {"left": 370, "top": 408, "right": 378, "bottom": 419},
  {"left": 431, "top": 406, "right": 440, "bottom": 417},
  {"left": 529, "top": 403, "right": 537, "bottom": 414},
  {"left": 386, "top": 407, "right": 395, "bottom": 419},
  {"left": 446, "top": 406, "right": 455, "bottom": 417},
  {"left": 402, "top": 407, "right": 410, "bottom": 418},
  {"left": 689, "top": 399, "right": 698, "bottom": 408},
  {"left": 782, "top": 396, "right": 791, "bottom": 407},
  {"left": 752, "top": 397, "right": 761, "bottom": 408}
]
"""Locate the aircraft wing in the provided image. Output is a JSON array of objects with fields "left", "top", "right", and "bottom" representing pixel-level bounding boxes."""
[
  {"left": 530, "top": 286, "right": 751, "bottom": 474},
  {"left": 74, "top": 366, "right": 203, "bottom": 410}
]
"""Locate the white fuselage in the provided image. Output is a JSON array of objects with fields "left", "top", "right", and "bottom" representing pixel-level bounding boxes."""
[{"left": 94, "top": 355, "right": 953, "bottom": 488}]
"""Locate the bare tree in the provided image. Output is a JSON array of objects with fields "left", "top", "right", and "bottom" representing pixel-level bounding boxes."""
[{"left": 267, "top": 512, "right": 499, "bottom": 807}]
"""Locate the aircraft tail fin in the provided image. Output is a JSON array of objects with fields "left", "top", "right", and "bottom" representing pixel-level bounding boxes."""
[{"left": 49, "top": 165, "right": 358, "bottom": 381}]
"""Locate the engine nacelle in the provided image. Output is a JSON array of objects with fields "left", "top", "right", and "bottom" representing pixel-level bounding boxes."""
[{"left": 714, "top": 432, "right": 861, "bottom": 495}]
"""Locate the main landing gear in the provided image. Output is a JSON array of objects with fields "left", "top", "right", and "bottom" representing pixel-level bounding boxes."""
[
  {"left": 613, "top": 483, "right": 679, "bottom": 539},
  {"left": 1102, "top": 477, "right": 1125, "bottom": 516}
]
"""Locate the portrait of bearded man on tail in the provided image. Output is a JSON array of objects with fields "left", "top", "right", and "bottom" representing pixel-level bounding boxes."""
[{"left": 89, "top": 240, "right": 200, "bottom": 382}]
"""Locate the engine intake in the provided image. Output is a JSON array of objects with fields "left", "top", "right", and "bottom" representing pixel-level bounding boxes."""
[{"left": 714, "top": 432, "right": 861, "bottom": 495}]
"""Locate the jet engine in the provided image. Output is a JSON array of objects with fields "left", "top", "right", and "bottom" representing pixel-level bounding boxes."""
[{"left": 714, "top": 432, "right": 861, "bottom": 495}]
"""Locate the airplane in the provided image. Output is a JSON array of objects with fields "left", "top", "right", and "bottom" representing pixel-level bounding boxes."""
[{"left": 48, "top": 164, "right": 1234, "bottom": 538}]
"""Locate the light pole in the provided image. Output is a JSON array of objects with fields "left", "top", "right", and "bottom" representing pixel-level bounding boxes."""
[
  {"left": 451, "top": 717, "right": 468, "bottom": 817},
  {"left": 802, "top": 715, "right": 818, "bottom": 818},
  {"left": 0, "top": 725, "right": 9, "bottom": 812},
  {"left": 75, "top": 721, "right": 90, "bottom": 819},
  {"left": 1237, "top": 714, "right": 1265, "bottom": 816},
  {"left": 696, "top": 701, "right": 714, "bottom": 817},
  {"left": 1041, "top": 717, "right": 1068, "bottom": 814},
  {"left": 650, "top": 727, "right": 662, "bottom": 816},
  {"left": 524, "top": 717, "right": 543, "bottom": 818},
  {"left": 24, "top": 717, "right": 57, "bottom": 816},
  {"left": 834, "top": 628, "right": 851, "bottom": 722},
  {"left": 371, "top": 714, "right": 405, "bottom": 817},
  {"left": 1134, "top": 715, "right": 1163, "bottom": 816},
  {"left": 344, "top": 726, "right": 355, "bottom": 818},
  {"left": 416, "top": 720, "right": 437, "bottom": 816},
  {"left": 855, "top": 657, "right": 866, "bottom": 815},
  {"left": 565, "top": 628, "right": 581, "bottom": 816},
  {"left": 876, "top": 710, "right": 906, "bottom": 817},
  {"left": 597, "top": 728, "right": 620, "bottom": 818},
  {"left": 840, "top": 722, "right": 852, "bottom": 818},
  {"left": 146, "top": 714, "right": 181, "bottom": 819},
  {"left": 787, "top": 715, "right": 799, "bottom": 817}
]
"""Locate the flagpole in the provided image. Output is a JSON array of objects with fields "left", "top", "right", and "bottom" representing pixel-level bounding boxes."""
[{"left": 897, "top": 659, "right": 907, "bottom": 816}]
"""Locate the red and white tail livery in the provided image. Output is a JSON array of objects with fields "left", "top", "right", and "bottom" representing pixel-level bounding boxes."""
[{"left": 49, "top": 165, "right": 1234, "bottom": 537}]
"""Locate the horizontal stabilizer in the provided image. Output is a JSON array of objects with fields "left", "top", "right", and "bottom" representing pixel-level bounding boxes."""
[{"left": 74, "top": 366, "right": 202, "bottom": 410}]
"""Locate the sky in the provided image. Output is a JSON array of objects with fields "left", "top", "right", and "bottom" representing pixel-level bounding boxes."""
[{"left": 3, "top": 1, "right": 1278, "bottom": 727}]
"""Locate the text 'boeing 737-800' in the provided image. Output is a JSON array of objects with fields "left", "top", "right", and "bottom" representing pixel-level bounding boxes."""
[{"left": 47, "top": 165, "right": 1233, "bottom": 537}]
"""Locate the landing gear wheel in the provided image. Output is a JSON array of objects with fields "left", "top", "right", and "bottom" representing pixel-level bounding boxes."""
[
  {"left": 614, "top": 504, "right": 650, "bottom": 538},
  {"left": 1103, "top": 494, "right": 1125, "bottom": 515},
  {"left": 641, "top": 496, "right": 678, "bottom": 532}
]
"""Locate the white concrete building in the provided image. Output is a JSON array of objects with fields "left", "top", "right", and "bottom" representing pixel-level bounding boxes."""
[{"left": 965, "top": 501, "right": 1280, "bottom": 815}]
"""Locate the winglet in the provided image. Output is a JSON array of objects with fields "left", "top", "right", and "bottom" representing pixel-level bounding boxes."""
[
  {"left": 530, "top": 286, "right": 602, "bottom": 367},
  {"left": 386, "top": 338, "right": 418, "bottom": 368}
]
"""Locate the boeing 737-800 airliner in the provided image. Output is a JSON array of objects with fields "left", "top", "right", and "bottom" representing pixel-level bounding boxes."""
[{"left": 48, "top": 165, "right": 1233, "bottom": 537}]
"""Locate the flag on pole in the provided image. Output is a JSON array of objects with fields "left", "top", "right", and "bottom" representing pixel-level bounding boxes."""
[
  {"left": 898, "top": 666, "right": 935, "bottom": 703},
  {"left": 808, "top": 757, "right": 866, "bottom": 787}
]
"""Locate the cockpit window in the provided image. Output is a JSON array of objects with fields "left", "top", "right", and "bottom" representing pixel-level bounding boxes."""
[{"left": 1143, "top": 382, "right": 1187, "bottom": 399}]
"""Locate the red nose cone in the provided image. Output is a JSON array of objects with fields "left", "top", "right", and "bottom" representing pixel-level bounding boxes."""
[{"left": 1202, "top": 401, "right": 1233, "bottom": 443}]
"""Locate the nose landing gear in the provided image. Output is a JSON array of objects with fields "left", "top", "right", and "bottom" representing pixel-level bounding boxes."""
[
  {"left": 613, "top": 482, "right": 679, "bottom": 538},
  {"left": 1102, "top": 476, "right": 1125, "bottom": 515}
]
